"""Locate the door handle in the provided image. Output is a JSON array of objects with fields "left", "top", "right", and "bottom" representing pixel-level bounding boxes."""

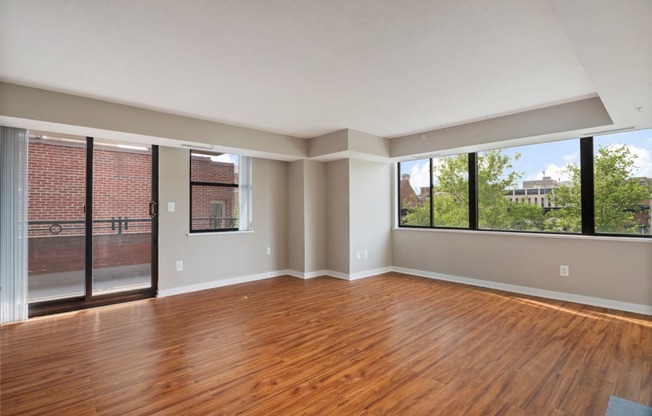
[{"left": 149, "top": 201, "right": 157, "bottom": 217}]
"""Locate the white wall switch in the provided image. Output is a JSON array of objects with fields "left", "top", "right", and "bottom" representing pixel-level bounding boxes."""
[{"left": 168, "top": 202, "right": 176, "bottom": 212}]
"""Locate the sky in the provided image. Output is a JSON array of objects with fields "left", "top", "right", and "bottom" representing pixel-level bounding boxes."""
[
  {"left": 400, "top": 128, "right": 652, "bottom": 191},
  {"left": 210, "top": 153, "right": 238, "bottom": 165}
]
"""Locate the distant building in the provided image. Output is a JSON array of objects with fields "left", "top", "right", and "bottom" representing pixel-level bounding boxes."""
[
  {"left": 504, "top": 175, "right": 563, "bottom": 209},
  {"left": 398, "top": 174, "right": 421, "bottom": 218},
  {"left": 506, "top": 174, "right": 651, "bottom": 234}
]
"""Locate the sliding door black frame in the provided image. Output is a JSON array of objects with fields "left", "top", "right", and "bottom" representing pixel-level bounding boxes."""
[{"left": 29, "top": 141, "right": 159, "bottom": 317}]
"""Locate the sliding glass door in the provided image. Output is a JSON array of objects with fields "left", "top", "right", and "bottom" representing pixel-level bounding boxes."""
[
  {"left": 27, "top": 133, "right": 158, "bottom": 316},
  {"left": 92, "top": 142, "right": 154, "bottom": 295},
  {"left": 28, "top": 135, "right": 86, "bottom": 302}
]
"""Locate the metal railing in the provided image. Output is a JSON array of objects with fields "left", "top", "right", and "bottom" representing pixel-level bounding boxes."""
[
  {"left": 28, "top": 217, "right": 151, "bottom": 235},
  {"left": 191, "top": 217, "right": 238, "bottom": 230}
]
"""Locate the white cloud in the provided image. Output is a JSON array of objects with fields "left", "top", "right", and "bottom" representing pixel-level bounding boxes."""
[
  {"left": 626, "top": 144, "right": 652, "bottom": 177},
  {"left": 537, "top": 163, "right": 573, "bottom": 183},
  {"left": 409, "top": 160, "right": 430, "bottom": 191},
  {"left": 602, "top": 144, "right": 652, "bottom": 178}
]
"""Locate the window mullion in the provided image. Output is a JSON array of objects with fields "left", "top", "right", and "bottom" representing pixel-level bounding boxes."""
[
  {"left": 468, "top": 152, "right": 478, "bottom": 230},
  {"left": 580, "top": 137, "right": 595, "bottom": 235}
]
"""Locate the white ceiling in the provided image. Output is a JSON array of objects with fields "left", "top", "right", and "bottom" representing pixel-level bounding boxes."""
[{"left": 0, "top": 0, "right": 650, "bottom": 139}]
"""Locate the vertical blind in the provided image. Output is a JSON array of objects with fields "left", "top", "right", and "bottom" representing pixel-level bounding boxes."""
[{"left": 0, "top": 126, "right": 29, "bottom": 323}]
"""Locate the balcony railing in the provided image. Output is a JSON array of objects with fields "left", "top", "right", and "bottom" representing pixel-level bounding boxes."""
[
  {"left": 191, "top": 217, "right": 238, "bottom": 230},
  {"left": 28, "top": 217, "right": 151, "bottom": 235}
]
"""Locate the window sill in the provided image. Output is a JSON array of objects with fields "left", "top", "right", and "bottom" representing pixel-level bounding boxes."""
[
  {"left": 186, "top": 230, "right": 254, "bottom": 237},
  {"left": 392, "top": 227, "right": 652, "bottom": 243}
]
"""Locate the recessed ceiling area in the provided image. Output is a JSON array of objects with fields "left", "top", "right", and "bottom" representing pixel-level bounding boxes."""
[{"left": 0, "top": 0, "right": 650, "bottom": 140}]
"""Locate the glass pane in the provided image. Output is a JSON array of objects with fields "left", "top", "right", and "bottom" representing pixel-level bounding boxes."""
[
  {"left": 191, "top": 152, "right": 239, "bottom": 184},
  {"left": 92, "top": 142, "right": 152, "bottom": 295},
  {"left": 478, "top": 140, "right": 581, "bottom": 233},
  {"left": 594, "top": 129, "right": 652, "bottom": 235},
  {"left": 191, "top": 185, "right": 239, "bottom": 230},
  {"left": 398, "top": 159, "right": 430, "bottom": 226},
  {"left": 432, "top": 154, "right": 469, "bottom": 228},
  {"left": 28, "top": 134, "right": 86, "bottom": 302}
]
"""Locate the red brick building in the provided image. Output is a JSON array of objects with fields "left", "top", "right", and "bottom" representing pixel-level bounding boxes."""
[{"left": 27, "top": 138, "right": 238, "bottom": 279}]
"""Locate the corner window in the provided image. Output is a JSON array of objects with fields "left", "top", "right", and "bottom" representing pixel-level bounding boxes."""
[
  {"left": 396, "top": 128, "right": 651, "bottom": 239},
  {"left": 189, "top": 151, "right": 252, "bottom": 232}
]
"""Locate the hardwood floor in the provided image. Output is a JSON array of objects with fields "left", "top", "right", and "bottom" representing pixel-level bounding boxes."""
[{"left": 1, "top": 273, "right": 651, "bottom": 415}]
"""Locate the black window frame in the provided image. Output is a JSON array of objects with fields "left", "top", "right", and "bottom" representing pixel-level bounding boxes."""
[
  {"left": 397, "top": 135, "right": 651, "bottom": 239},
  {"left": 189, "top": 150, "right": 240, "bottom": 233}
]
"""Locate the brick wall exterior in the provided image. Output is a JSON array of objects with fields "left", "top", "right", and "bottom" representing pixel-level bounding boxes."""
[
  {"left": 28, "top": 138, "right": 153, "bottom": 275},
  {"left": 190, "top": 155, "right": 238, "bottom": 229},
  {"left": 27, "top": 141, "right": 240, "bottom": 276},
  {"left": 28, "top": 139, "right": 152, "bottom": 237}
]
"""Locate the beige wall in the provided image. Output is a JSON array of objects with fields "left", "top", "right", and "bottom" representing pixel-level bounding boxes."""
[
  {"left": 326, "top": 159, "right": 350, "bottom": 274},
  {"left": 286, "top": 160, "right": 327, "bottom": 274},
  {"left": 0, "top": 82, "right": 307, "bottom": 160},
  {"left": 287, "top": 161, "right": 306, "bottom": 272},
  {"left": 389, "top": 97, "right": 612, "bottom": 158},
  {"left": 392, "top": 229, "right": 652, "bottom": 306},
  {"left": 303, "top": 161, "right": 327, "bottom": 273},
  {"left": 158, "top": 148, "right": 288, "bottom": 290},
  {"left": 349, "top": 159, "right": 393, "bottom": 274}
]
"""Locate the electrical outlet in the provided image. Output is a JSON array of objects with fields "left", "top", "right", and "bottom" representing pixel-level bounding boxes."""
[
  {"left": 176, "top": 260, "right": 183, "bottom": 271},
  {"left": 363, "top": 250, "right": 368, "bottom": 259},
  {"left": 560, "top": 265, "right": 569, "bottom": 277},
  {"left": 266, "top": 247, "right": 271, "bottom": 255}
]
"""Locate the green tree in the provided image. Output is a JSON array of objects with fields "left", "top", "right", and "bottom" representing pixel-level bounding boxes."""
[
  {"left": 403, "top": 150, "right": 547, "bottom": 230},
  {"left": 432, "top": 154, "right": 469, "bottom": 227},
  {"left": 401, "top": 145, "right": 648, "bottom": 234},
  {"left": 551, "top": 145, "right": 649, "bottom": 234},
  {"left": 476, "top": 150, "right": 541, "bottom": 230},
  {"left": 547, "top": 163, "right": 582, "bottom": 232}
]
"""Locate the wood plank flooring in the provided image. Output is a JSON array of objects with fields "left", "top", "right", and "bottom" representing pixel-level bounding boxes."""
[{"left": 1, "top": 273, "right": 651, "bottom": 415}]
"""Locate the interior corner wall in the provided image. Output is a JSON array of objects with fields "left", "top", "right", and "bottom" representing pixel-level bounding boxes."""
[
  {"left": 158, "top": 147, "right": 288, "bottom": 291},
  {"left": 392, "top": 230, "right": 652, "bottom": 307},
  {"left": 349, "top": 159, "right": 393, "bottom": 274},
  {"left": 303, "top": 160, "right": 327, "bottom": 273},
  {"left": 325, "top": 159, "right": 350, "bottom": 275},
  {"left": 287, "top": 160, "right": 306, "bottom": 272}
]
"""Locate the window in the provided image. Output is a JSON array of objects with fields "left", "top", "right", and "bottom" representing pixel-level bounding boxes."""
[
  {"left": 477, "top": 140, "right": 580, "bottom": 233},
  {"left": 398, "top": 158, "right": 430, "bottom": 226},
  {"left": 593, "top": 130, "right": 651, "bottom": 236},
  {"left": 432, "top": 154, "right": 469, "bottom": 228},
  {"left": 397, "top": 154, "right": 469, "bottom": 228},
  {"left": 397, "top": 128, "right": 651, "bottom": 238},
  {"left": 190, "top": 151, "right": 252, "bottom": 232}
]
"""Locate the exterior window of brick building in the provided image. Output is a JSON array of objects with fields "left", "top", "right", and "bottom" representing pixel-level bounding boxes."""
[{"left": 190, "top": 151, "right": 243, "bottom": 232}]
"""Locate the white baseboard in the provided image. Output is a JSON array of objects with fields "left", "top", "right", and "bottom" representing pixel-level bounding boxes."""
[
  {"left": 318, "top": 267, "right": 393, "bottom": 281},
  {"left": 393, "top": 266, "right": 652, "bottom": 316},
  {"left": 286, "top": 269, "right": 327, "bottom": 279},
  {"left": 159, "top": 266, "right": 393, "bottom": 297},
  {"left": 349, "top": 267, "right": 393, "bottom": 280},
  {"left": 157, "top": 270, "right": 287, "bottom": 298}
]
